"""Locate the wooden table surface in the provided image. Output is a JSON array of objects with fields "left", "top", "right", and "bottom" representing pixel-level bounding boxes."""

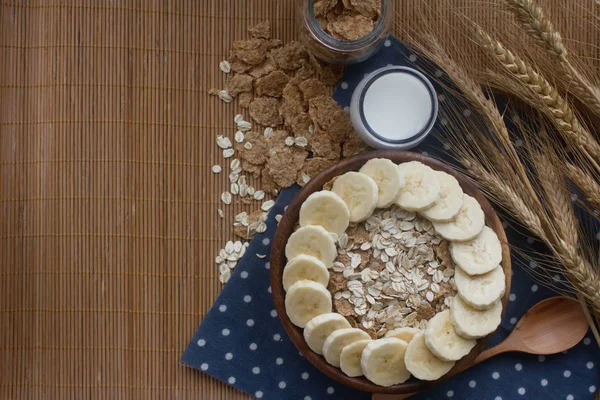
[{"left": 0, "top": 1, "right": 596, "bottom": 399}]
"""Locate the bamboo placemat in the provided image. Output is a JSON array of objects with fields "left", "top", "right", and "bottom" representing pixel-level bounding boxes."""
[{"left": 0, "top": 1, "right": 597, "bottom": 399}]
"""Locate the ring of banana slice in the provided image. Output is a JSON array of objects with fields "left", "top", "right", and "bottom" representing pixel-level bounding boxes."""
[{"left": 283, "top": 158, "right": 506, "bottom": 386}]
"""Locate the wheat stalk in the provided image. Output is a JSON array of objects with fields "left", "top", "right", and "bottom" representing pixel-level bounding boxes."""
[
  {"left": 566, "top": 163, "right": 600, "bottom": 211},
  {"left": 475, "top": 27, "right": 600, "bottom": 168},
  {"left": 506, "top": 0, "right": 600, "bottom": 116}
]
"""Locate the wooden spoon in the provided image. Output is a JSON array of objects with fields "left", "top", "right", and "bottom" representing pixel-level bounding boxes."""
[{"left": 372, "top": 296, "right": 588, "bottom": 400}]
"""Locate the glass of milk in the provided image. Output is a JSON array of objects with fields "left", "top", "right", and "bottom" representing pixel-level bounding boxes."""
[{"left": 349, "top": 66, "right": 438, "bottom": 149}]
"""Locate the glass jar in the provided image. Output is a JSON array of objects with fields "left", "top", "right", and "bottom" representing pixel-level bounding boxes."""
[{"left": 297, "top": 0, "right": 393, "bottom": 64}]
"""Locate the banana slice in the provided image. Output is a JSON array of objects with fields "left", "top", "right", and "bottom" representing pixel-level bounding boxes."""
[
  {"left": 384, "top": 327, "right": 420, "bottom": 343},
  {"left": 450, "top": 295, "right": 502, "bottom": 339},
  {"left": 322, "top": 328, "right": 371, "bottom": 368},
  {"left": 420, "top": 171, "right": 463, "bottom": 222},
  {"left": 359, "top": 158, "right": 404, "bottom": 208},
  {"left": 361, "top": 338, "right": 411, "bottom": 386},
  {"left": 285, "top": 280, "right": 332, "bottom": 328},
  {"left": 424, "top": 310, "right": 476, "bottom": 361},
  {"left": 405, "top": 332, "right": 456, "bottom": 381},
  {"left": 455, "top": 265, "right": 506, "bottom": 310},
  {"left": 285, "top": 225, "right": 337, "bottom": 268},
  {"left": 303, "top": 313, "right": 351, "bottom": 355},
  {"left": 299, "top": 191, "right": 351, "bottom": 236},
  {"left": 396, "top": 161, "right": 441, "bottom": 212},
  {"left": 340, "top": 339, "right": 373, "bottom": 377},
  {"left": 432, "top": 194, "right": 485, "bottom": 241},
  {"left": 283, "top": 255, "right": 330, "bottom": 292},
  {"left": 450, "top": 226, "right": 503, "bottom": 276},
  {"left": 331, "top": 172, "right": 379, "bottom": 223}
]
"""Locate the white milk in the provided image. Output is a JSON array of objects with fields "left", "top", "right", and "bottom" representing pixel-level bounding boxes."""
[{"left": 362, "top": 72, "right": 433, "bottom": 141}]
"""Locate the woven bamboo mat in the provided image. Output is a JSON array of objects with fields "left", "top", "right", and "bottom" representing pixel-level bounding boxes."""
[{"left": 0, "top": 1, "right": 597, "bottom": 399}]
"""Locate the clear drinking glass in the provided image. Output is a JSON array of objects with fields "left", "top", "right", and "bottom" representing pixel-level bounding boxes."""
[{"left": 297, "top": 0, "right": 393, "bottom": 64}]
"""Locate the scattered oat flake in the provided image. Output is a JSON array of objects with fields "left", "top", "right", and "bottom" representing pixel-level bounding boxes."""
[
  {"left": 256, "top": 222, "right": 267, "bottom": 233},
  {"left": 223, "top": 149, "right": 235, "bottom": 158},
  {"left": 218, "top": 90, "right": 233, "bottom": 103},
  {"left": 285, "top": 136, "right": 295, "bottom": 146},
  {"left": 247, "top": 186, "right": 256, "bottom": 196},
  {"left": 256, "top": 254, "right": 266, "bottom": 259},
  {"left": 221, "top": 192, "right": 232, "bottom": 205},
  {"left": 217, "top": 208, "right": 224, "bottom": 218},
  {"left": 294, "top": 137, "right": 308, "bottom": 147},
  {"left": 238, "top": 120, "right": 252, "bottom": 131},
  {"left": 212, "top": 165, "right": 222, "bottom": 174},
  {"left": 254, "top": 190, "right": 265, "bottom": 200},
  {"left": 264, "top": 127, "right": 273, "bottom": 137},
  {"left": 231, "top": 183, "right": 240, "bottom": 195},
  {"left": 262, "top": 200, "right": 275, "bottom": 211},
  {"left": 219, "top": 269, "right": 231, "bottom": 283},
  {"left": 234, "top": 114, "right": 244, "bottom": 124},
  {"left": 217, "top": 135, "right": 232, "bottom": 149},
  {"left": 235, "top": 131, "right": 245, "bottom": 143},
  {"left": 219, "top": 60, "right": 231, "bottom": 73},
  {"left": 244, "top": 142, "right": 253, "bottom": 150},
  {"left": 275, "top": 214, "right": 283, "bottom": 222},
  {"left": 231, "top": 158, "right": 241, "bottom": 170}
]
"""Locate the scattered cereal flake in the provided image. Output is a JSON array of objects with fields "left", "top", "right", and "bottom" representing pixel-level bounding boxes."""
[
  {"left": 231, "top": 38, "right": 268, "bottom": 65},
  {"left": 309, "top": 95, "right": 352, "bottom": 142},
  {"left": 226, "top": 73, "right": 254, "bottom": 97},
  {"left": 267, "top": 129, "right": 291, "bottom": 150},
  {"left": 291, "top": 112, "right": 313, "bottom": 138},
  {"left": 343, "top": 131, "right": 371, "bottom": 157},
  {"left": 297, "top": 157, "right": 335, "bottom": 185},
  {"left": 254, "top": 190, "right": 265, "bottom": 200},
  {"left": 271, "top": 41, "right": 309, "bottom": 71},
  {"left": 279, "top": 101, "right": 302, "bottom": 128},
  {"left": 264, "top": 127, "right": 274, "bottom": 138},
  {"left": 219, "top": 60, "right": 231, "bottom": 73},
  {"left": 249, "top": 55, "right": 278, "bottom": 79},
  {"left": 212, "top": 165, "right": 222, "bottom": 174},
  {"left": 261, "top": 199, "right": 275, "bottom": 211},
  {"left": 267, "top": 146, "right": 308, "bottom": 187},
  {"left": 247, "top": 186, "right": 256, "bottom": 196},
  {"left": 248, "top": 20, "right": 271, "bottom": 39},
  {"left": 282, "top": 81, "right": 306, "bottom": 111},
  {"left": 235, "top": 131, "right": 245, "bottom": 143},
  {"left": 308, "top": 52, "right": 344, "bottom": 85},
  {"left": 231, "top": 182, "right": 240, "bottom": 195},
  {"left": 231, "top": 158, "right": 241, "bottom": 170},
  {"left": 234, "top": 114, "right": 244, "bottom": 124},
  {"left": 261, "top": 167, "right": 281, "bottom": 196},
  {"left": 285, "top": 136, "right": 295, "bottom": 146},
  {"left": 221, "top": 192, "right": 233, "bottom": 205},
  {"left": 223, "top": 148, "right": 235, "bottom": 158},
  {"left": 237, "top": 131, "right": 269, "bottom": 165},
  {"left": 234, "top": 209, "right": 267, "bottom": 240},
  {"left": 241, "top": 159, "right": 263, "bottom": 177},
  {"left": 299, "top": 78, "right": 330, "bottom": 103},
  {"left": 255, "top": 70, "right": 290, "bottom": 97},
  {"left": 216, "top": 135, "right": 232, "bottom": 149},
  {"left": 238, "top": 92, "right": 253, "bottom": 108},
  {"left": 310, "top": 130, "right": 342, "bottom": 160},
  {"left": 217, "top": 208, "right": 224, "bottom": 218},
  {"left": 249, "top": 97, "right": 282, "bottom": 127}
]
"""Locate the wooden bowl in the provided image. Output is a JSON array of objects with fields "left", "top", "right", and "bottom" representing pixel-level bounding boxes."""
[{"left": 270, "top": 150, "right": 512, "bottom": 394}]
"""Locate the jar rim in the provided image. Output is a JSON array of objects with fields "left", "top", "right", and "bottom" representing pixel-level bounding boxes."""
[{"left": 305, "top": 0, "right": 390, "bottom": 52}]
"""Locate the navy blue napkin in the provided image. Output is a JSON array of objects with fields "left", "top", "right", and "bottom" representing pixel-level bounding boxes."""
[{"left": 182, "top": 36, "right": 600, "bottom": 400}]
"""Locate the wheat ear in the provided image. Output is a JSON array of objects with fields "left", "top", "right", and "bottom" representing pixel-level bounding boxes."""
[
  {"left": 475, "top": 28, "right": 600, "bottom": 167},
  {"left": 566, "top": 163, "right": 600, "bottom": 211},
  {"left": 506, "top": 0, "right": 600, "bottom": 116},
  {"left": 533, "top": 153, "right": 579, "bottom": 248}
]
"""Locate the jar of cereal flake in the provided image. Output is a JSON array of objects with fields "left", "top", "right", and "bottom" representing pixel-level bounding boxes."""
[{"left": 297, "top": 0, "right": 392, "bottom": 64}]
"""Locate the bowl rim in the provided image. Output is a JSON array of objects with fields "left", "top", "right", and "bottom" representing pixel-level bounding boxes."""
[{"left": 270, "top": 150, "right": 512, "bottom": 394}]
